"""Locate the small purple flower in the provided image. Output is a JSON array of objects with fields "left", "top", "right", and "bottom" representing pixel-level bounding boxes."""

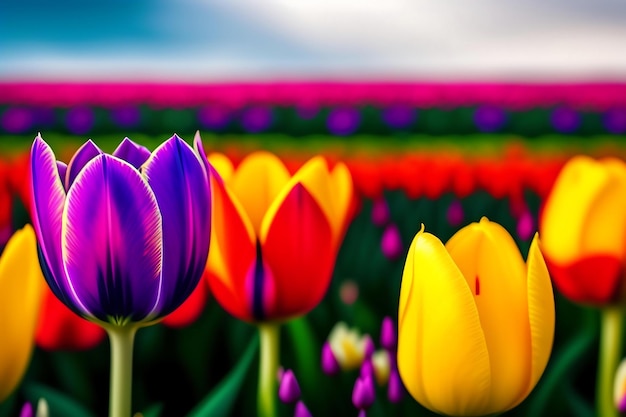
[
  {"left": 381, "top": 224, "right": 403, "bottom": 260},
  {"left": 446, "top": 199, "right": 464, "bottom": 227},
  {"left": 198, "top": 106, "right": 231, "bottom": 130},
  {"left": 327, "top": 108, "right": 361, "bottom": 136},
  {"left": 19, "top": 402, "right": 33, "bottom": 417},
  {"left": 387, "top": 369, "right": 404, "bottom": 403},
  {"left": 517, "top": 210, "right": 535, "bottom": 241},
  {"left": 30, "top": 134, "right": 212, "bottom": 325},
  {"left": 371, "top": 198, "right": 390, "bottom": 227},
  {"left": 241, "top": 106, "right": 273, "bottom": 133},
  {"left": 360, "top": 358, "right": 374, "bottom": 380},
  {"left": 321, "top": 341, "right": 340, "bottom": 375},
  {"left": 380, "top": 316, "right": 396, "bottom": 350},
  {"left": 550, "top": 107, "right": 581, "bottom": 134},
  {"left": 382, "top": 105, "right": 416, "bottom": 129},
  {"left": 352, "top": 375, "right": 375, "bottom": 410},
  {"left": 473, "top": 105, "right": 507, "bottom": 132},
  {"left": 111, "top": 106, "right": 141, "bottom": 128},
  {"left": 363, "top": 335, "right": 375, "bottom": 360},
  {"left": 279, "top": 369, "right": 301, "bottom": 404},
  {"left": 65, "top": 106, "right": 95, "bottom": 135},
  {"left": 294, "top": 401, "right": 313, "bottom": 417},
  {"left": 1, "top": 107, "right": 33, "bottom": 134},
  {"left": 603, "top": 108, "right": 626, "bottom": 134}
]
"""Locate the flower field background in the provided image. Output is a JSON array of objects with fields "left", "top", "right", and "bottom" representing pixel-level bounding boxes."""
[{"left": 0, "top": 82, "right": 625, "bottom": 417}]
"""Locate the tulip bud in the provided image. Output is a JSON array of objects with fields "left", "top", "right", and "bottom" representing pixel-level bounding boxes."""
[{"left": 279, "top": 369, "right": 302, "bottom": 404}]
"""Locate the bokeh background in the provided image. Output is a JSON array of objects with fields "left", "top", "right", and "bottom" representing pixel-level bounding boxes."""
[{"left": 1, "top": 1, "right": 626, "bottom": 417}]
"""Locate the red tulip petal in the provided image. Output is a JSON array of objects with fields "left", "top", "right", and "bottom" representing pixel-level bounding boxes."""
[
  {"left": 261, "top": 183, "right": 335, "bottom": 319},
  {"left": 36, "top": 288, "right": 106, "bottom": 351},
  {"left": 205, "top": 176, "right": 256, "bottom": 321},
  {"left": 544, "top": 255, "right": 622, "bottom": 305}
]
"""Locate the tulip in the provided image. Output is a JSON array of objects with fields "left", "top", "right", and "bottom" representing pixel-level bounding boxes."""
[
  {"left": 540, "top": 155, "right": 626, "bottom": 305},
  {"left": 398, "top": 218, "right": 555, "bottom": 416},
  {"left": 30, "top": 134, "right": 212, "bottom": 417},
  {"left": 204, "top": 148, "right": 353, "bottom": 417},
  {"left": 541, "top": 155, "right": 626, "bottom": 417},
  {"left": 326, "top": 322, "right": 372, "bottom": 372},
  {"left": 0, "top": 225, "right": 45, "bottom": 403},
  {"left": 206, "top": 150, "right": 353, "bottom": 322}
]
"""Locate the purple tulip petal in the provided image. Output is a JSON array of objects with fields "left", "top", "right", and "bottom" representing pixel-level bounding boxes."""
[
  {"left": 113, "top": 137, "right": 151, "bottom": 169},
  {"left": 19, "top": 402, "right": 33, "bottom": 417},
  {"left": 142, "top": 135, "right": 211, "bottom": 316},
  {"left": 65, "top": 139, "right": 103, "bottom": 188},
  {"left": 56, "top": 161, "right": 68, "bottom": 190},
  {"left": 380, "top": 316, "right": 397, "bottom": 350},
  {"left": 62, "top": 154, "right": 163, "bottom": 322},
  {"left": 31, "top": 136, "right": 74, "bottom": 308}
]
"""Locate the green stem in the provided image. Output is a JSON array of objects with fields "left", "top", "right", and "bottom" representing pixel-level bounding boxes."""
[
  {"left": 598, "top": 307, "right": 624, "bottom": 417},
  {"left": 106, "top": 325, "right": 138, "bottom": 417},
  {"left": 257, "top": 323, "right": 280, "bottom": 417}
]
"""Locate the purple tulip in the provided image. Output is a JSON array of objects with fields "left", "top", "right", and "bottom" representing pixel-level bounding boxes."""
[
  {"left": 294, "top": 401, "right": 313, "bottom": 417},
  {"left": 352, "top": 375, "right": 375, "bottom": 410},
  {"left": 380, "top": 316, "right": 396, "bottom": 351},
  {"left": 279, "top": 369, "right": 302, "bottom": 404},
  {"left": 321, "top": 341, "right": 340, "bottom": 375},
  {"left": 30, "top": 134, "right": 212, "bottom": 325}
]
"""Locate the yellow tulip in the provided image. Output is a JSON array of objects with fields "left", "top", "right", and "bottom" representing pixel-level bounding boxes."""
[
  {"left": 540, "top": 155, "right": 626, "bottom": 305},
  {"left": 0, "top": 225, "right": 45, "bottom": 402},
  {"left": 327, "top": 322, "right": 372, "bottom": 371},
  {"left": 397, "top": 218, "right": 555, "bottom": 416}
]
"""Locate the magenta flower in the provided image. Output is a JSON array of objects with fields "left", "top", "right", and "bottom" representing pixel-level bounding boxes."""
[{"left": 30, "top": 134, "right": 212, "bottom": 326}]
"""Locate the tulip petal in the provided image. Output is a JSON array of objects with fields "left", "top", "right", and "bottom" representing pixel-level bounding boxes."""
[
  {"left": 205, "top": 176, "right": 256, "bottom": 321},
  {"left": 112, "top": 137, "right": 151, "bottom": 169},
  {"left": 207, "top": 152, "right": 235, "bottom": 183},
  {"left": 30, "top": 136, "right": 72, "bottom": 307},
  {"left": 541, "top": 155, "right": 626, "bottom": 263},
  {"left": 62, "top": 154, "right": 163, "bottom": 322},
  {"left": 193, "top": 131, "right": 211, "bottom": 175},
  {"left": 398, "top": 229, "right": 491, "bottom": 416},
  {"left": 445, "top": 218, "right": 530, "bottom": 412},
  {"left": 260, "top": 183, "right": 335, "bottom": 319},
  {"left": 582, "top": 158, "right": 626, "bottom": 256},
  {"left": 0, "top": 225, "right": 44, "bottom": 402},
  {"left": 517, "top": 234, "right": 554, "bottom": 404},
  {"left": 544, "top": 254, "right": 621, "bottom": 305},
  {"left": 142, "top": 135, "right": 211, "bottom": 316},
  {"left": 65, "top": 139, "right": 103, "bottom": 188},
  {"left": 231, "top": 151, "right": 291, "bottom": 233}
]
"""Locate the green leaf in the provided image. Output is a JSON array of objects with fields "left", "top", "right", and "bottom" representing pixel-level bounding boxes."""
[
  {"left": 186, "top": 335, "right": 259, "bottom": 417},
  {"left": 23, "top": 383, "right": 95, "bottom": 417}
]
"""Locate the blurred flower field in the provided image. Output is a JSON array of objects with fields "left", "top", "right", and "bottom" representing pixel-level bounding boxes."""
[{"left": 0, "top": 82, "right": 625, "bottom": 417}]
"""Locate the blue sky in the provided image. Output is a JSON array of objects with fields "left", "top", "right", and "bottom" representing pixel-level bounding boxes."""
[{"left": 2, "top": 0, "right": 626, "bottom": 81}]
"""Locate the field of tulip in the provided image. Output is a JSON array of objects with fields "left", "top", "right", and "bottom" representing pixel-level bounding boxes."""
[{"left": 0, "top": 82, "right": 626, "bottom": 417}]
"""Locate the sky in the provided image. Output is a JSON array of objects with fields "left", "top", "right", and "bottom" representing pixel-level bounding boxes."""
[{"left": 2, "top": 0, "right": 626, "bottom": 82}]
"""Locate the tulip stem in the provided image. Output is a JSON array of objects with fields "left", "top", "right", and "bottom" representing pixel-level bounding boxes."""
[
  {"left": 257, "top": 323, "right": 280, "bottom": 417},
  {"left": 106, "top": 325, "right": 138, "bottom": 417},
  {"left": 598, "top": 307, "right": 624, "bottom": 417}
]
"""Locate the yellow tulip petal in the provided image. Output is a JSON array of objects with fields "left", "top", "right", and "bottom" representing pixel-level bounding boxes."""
[
  {"left": 541, "top": 155, "right": 616, "bottom": 262},
  {"left": 291, "top": 157, "right": 336, "bottom": 227},
  {"left": 328, "top": 161, "right": 354, "bottom": 242},
  {"left": 230, "top": 151, "right": 290, "bottom": 233},
  {"left": 0, "top": 225, "right": 45, "bottom": 402},
  {"left": 446, "top": 218, "right": 530, "bottom": 412},
  {"left": 398, "top": 228, "right": 491, "bottom": 416},
  {"left": 581, "top": 158, "right": 626, "bottom": 256},
  {"left": 207, "top": 152, "right": 234, "bottom": 183},
  {"left": 519, "top": 234, "right": 555, "bottom": 404}
]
